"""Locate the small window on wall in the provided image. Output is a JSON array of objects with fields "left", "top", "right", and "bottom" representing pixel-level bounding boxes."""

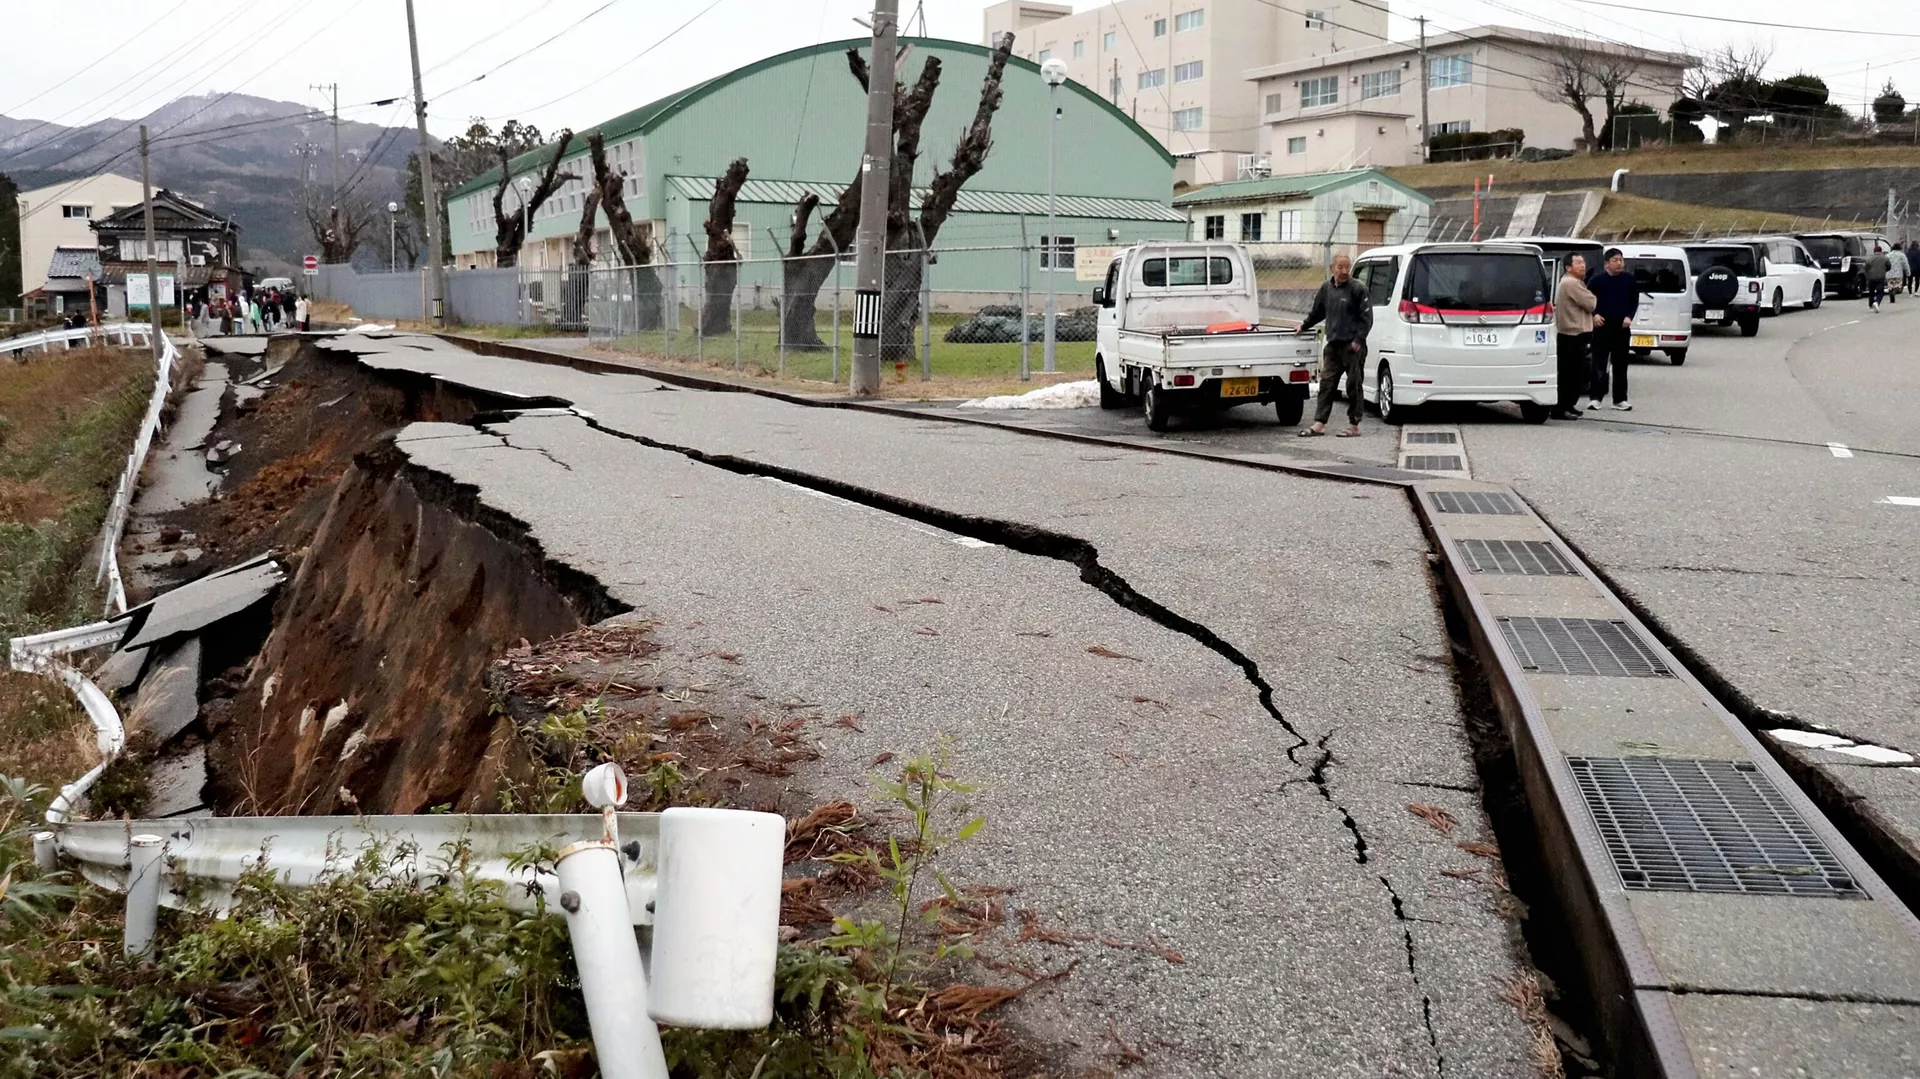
[
  {"left": 1073, "top": 40, "right": 1084, "bottom": 58},
  {"left": 1203, "top": 215, "right": 1225, "bottom": 240},
  {"left": 1428, "top": 120, "right": 1471, "bottom": 135},
  {"left": 1265, "top": 93, "right": 1287, "bottom": 114},
  {"left": 1038, "top": 49, "right": 1051, "bottom": 62},
  {"left": 1277, "top": 209, "right": 1303, "bottom": 241},
  {"left": 1139, "top": 68, "right": 1165, "bottom": 89},
  {"left": 1152, "top": 17, "right": 1167, "bottom": 36},
  {"left": 1039, "top": 235, "right": 1075, "bottom": 269},
  {"left": 62, "top": 205, "right": 91, "bottom": 218},
  {"left": 1240, "top": 213, "right": 1262, "bottom": 241},
  {"left": 1172, "top": 107, "right": 1203, "bottom": 131},
  {"left": 1174, "top": 9, "right": 1204, "bottom": 32},
  {"left": 1104, "top": 31, "right": 1116, "bottom": 50},
  {"left": 1304, "top": 10, "right": 1326, "bottom": 29},
  {"left": 1174, "top": 61, "right": 1204, "bottom": 83},
  {"left": 1430, "top": 54, "right": 1472, "bottom": 88},
  {"left": 1361, "top": 69, "right": 1400, "bottom": 99},
  {"left": 1301, "top": 76, "right": 1338, "bottom": 108},
  {"left": 1287, "top": 136, "right": 1307, "bottom": 155}
]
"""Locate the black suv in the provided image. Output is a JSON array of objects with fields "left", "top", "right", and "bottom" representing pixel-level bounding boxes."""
[{"left": 1795, "top": 231, "right": 1894, "bottom": 299}]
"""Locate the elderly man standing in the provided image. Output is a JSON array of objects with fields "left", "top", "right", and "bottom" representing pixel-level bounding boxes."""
[
  {"left": 1552, "top": 254, "right": 1598, "bottom": 420},
  {"left": 1297, "top": 253, "right": 1373, "bottom": 438}
]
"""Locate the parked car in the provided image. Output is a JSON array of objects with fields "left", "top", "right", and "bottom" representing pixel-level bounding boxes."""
[
  {"left": 1795, "top": 231, "right": 1894, "bottom": 299},
  {"left": 1722, "top": 236, "right": 1825, "bottom": 314},
  {"left": 1614, "top": 245, "right": 1693, "bottom": 364},
  {"left": 1091, "top": 242, "right": 1318, "bottom": 431},
  {"left": 1346, "top": 242, "right": 1556, "bottom": 424},
  {"left": 1681, "top": 243, "right": 1764, "bottom": 337},
  {"left": 257, "top": 276, "right": 295, "bottom": 292},
  {"left": 1513, "top": 237, "right": 1605, "bottom": 298}
]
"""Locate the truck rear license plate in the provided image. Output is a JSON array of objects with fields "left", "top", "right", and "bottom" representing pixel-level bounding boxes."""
[
  {"left": 1464, "top": 330, "right": 1500, "bottom": 346},
  {"left": 1219, "top": 377, "right": 1258, "bottom": 398},
  {"left": 1705, "top": 309, "right": 1723, "bottom": 320},
  {"left": 1631, "top": 334, "right": 1655, "bottom": 347}
]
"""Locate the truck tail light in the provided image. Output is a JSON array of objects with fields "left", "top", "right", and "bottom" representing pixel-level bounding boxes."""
[
  {"left": 1172, "top": 373, "right": 1196, "bottom": 387},
  {"left": 1520, "top": 303, "right": 1552, "bottom": 324},
  {"left": 1288, "top": 369, "right": 1309, "bottom": 382},
  {"left": 1398, "top": 300, "right": 1442, "bottom": 324}
]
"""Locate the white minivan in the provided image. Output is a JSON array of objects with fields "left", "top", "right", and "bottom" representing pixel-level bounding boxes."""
[
  {"left": 1348, "top": 242, "right": 1556, "bottom": 424},
  {"left": 1615, "top": 245, "right": 1694, "bottom": 365}
]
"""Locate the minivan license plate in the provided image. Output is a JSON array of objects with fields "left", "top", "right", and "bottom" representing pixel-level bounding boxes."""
[{"left": 1463, "top": 330, "right": 1500, "bottom": 346}]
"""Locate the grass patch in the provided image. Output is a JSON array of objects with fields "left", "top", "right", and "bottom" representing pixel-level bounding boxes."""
[
  {"left": 0, "top": 347, "right": 155, "bottom": 790},
  {"left": 1583, "top": 193, "right": 1868, "bottom": 240},
  {"left": 1386, "top": 144, "right": 1920, "bottom": 192}
]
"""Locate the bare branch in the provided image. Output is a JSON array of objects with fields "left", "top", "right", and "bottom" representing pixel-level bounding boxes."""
[
  {"left": 919, "top": 32, "right": 1013, "bottom": 243},
  {"left": 703, "top": 157, "right": 750, "bottom": 262},
  {"left": 587, "top": 132, "right": 651, "bottom": 266},
  {"left": 788, "top": 192, "right": 821, "bottom": 259}
]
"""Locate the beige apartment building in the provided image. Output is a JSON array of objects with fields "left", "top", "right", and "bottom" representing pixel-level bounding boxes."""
[
  {"left": 982, "top": 0, "right": 1386, "bottom": 187},
  {"left": 1246, "top": 26, "right": 1689, "bottom": 176},
  {"left": 15, "top": 173, "right": 146, "bottom": 298}
]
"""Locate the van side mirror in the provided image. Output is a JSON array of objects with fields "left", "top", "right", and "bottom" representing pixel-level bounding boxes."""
[{"left": 1091, "top": 286, "right": 1107, "bottom": 306}]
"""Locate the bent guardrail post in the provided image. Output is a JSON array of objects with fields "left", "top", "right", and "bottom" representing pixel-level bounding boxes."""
[
  {"left": 33, "top": 832, "right": 57, "bottom": 872},
  {"left": 558, "top": 838, "right": 668, "bottom": 1079},
  {"left": 124, "top": 834, "right": 165, "bottom": 958}
]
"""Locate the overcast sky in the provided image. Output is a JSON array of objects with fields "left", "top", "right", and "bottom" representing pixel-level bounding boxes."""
[{"left": 1, "top": 0, "right": 1912, "bottom": 141}]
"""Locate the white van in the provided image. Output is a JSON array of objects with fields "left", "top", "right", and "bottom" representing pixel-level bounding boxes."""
[
  {"left": 1615, "top": 245, "right": 1693, "bottom": 365},
  {"left": 1348, "top": 242, "right": 1556, "bottom": 424}
]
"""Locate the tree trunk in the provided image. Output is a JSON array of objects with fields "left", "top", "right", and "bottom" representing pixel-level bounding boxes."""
[
  {"left": 781, "top": 192, "right": 834, "bottom": 349},
  {"left": 877, "top": 244, "right": 923, "bottom": 365},
  {"left": 587, "top": 132, "right": 663, "bottom": 330},
  {"left": 700, "top": 158, "right": 749, "bottom": 337},
  {"left": 492, "top": 130, "right": 576, "bottom": 268}
]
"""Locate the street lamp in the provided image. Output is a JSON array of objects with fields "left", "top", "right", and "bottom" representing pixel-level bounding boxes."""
[
  {"left": 518, "top": 177, "right": 533, "bottom": 264},
  {"left": 1039, "top": 57, "right": 1067, "bottom": 374},
  {"left": 387, "top": 201, "right": 399, "bottom": 273}
]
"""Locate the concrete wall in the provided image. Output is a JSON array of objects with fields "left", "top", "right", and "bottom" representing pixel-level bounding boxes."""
[
  {"left": 16, "top": 173, "right": 145, "bottom": 294},
  {"left": 1408, "top": 168, "right": 1920, "bottom": 228}
]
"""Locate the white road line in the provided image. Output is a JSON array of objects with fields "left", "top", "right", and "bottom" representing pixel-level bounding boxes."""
[
  {"left": 1828, "top": 442, "right": 1853, "bottom": 458},
  {"left": 1876, "top": 496, "right": 1920, "bottom": 506}
]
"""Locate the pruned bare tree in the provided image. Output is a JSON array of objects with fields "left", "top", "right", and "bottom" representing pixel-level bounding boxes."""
[
  {"left": 701, "top": 158, "right": 749, "bottom": 336},
  {"left": 304, "top": 194, "right": 375, "bottom": 264},
  {"left": 492, "top": 129, "right": 576, "bottom": 268},
  {"left": 587, "top": 132, "right": 663, "bottom": 329},
  {"left": 1683, "top": 40, "right": 1774, "bottom": 105},
  {"left": 778, "top": 32, "right": 1015, "bottom": 353},
  {"left": 564, "top": 187, "right": 600, "bottom": 329},
  {"left": 1537, "top": 42, "right": 1645, "bottom": 151}
]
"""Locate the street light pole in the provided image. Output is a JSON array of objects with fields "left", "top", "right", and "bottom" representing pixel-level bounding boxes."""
[
  {"left": 519, "top": 177, "right": 532, "bottom": 267},
  {"left": 1041, "top": 58, "right": 1067, "bottom": 374},
  {"left": 388, "top": 201, "right": 399, "bottom": 273}
]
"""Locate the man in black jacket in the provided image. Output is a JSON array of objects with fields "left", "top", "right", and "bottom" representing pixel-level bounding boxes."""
[
  {"left": 1586, "top": 248, "right": 1640, "bottom": 411},
  {"left": 1297, "top": 253, "right": 1374, "bottom": 437}
]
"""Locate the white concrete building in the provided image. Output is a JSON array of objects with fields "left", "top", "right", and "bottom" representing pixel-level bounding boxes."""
[
  {"left": 1246, "top": 26, "right": 1690, "bottom": 175},
  {"left": 983, "top": 0, "right": 1387, "bottom": 187},
  {"left": 15, "top": 173, "right": 145, "bottom": 298}
]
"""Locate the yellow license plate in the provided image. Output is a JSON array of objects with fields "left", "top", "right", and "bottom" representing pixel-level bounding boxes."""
[
  {"left": 1631, "top": 334, "right": 1656, "bottom": 348},
  {"left": 1219, "top": 377, "right": 1259, "bottom": 398}
]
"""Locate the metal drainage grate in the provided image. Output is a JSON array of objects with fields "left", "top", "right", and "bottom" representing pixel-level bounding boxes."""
[
  {"left": 1568, "top": 757, "right": 1864, "bottom": 898},
  {"left": 1403, "top": 455, "right": 1465, "bottom": 472},
  {"left": 1498, "top": 616, "right": 1672, "bottom": 677},
  {"left": 1405, "top": 431, "right": 1458, "bottom": 445},
  {"left": 1459, "top": 538, "right": 1577, "bottom": 576},
  {"left": 1431, "top": 490, "right": 1522, "bottom": 515}
]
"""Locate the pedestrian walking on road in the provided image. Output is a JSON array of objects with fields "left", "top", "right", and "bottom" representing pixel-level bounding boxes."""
[
  {"left": 217, "top": 299, "right": 233, "bottom": 336},
  {"left": 1865, "top": 245, "right": 1891, "bottom": 312},
  {"left": 1587, "top": 248, "right": 1640, "bottom": 412},
  {"left": 1296, "top": 253, "right": 1374, "bottom": 438},
  {"left": 1553, "top": 254, "right": 1598, "bottom": 420},
  {"left": 294, "top": 294, "right": 310, "bottom": 332},
  {"left": 1906, "top": 239, "right": 1920, "bottom": 295}
]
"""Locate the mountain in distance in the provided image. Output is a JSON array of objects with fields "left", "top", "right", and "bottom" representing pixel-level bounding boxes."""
[{"left": 1, "top": 92, "right": 425, "bottom": 276}]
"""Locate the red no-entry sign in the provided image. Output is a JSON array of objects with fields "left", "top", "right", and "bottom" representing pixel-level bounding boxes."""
[{"left": 302, "top": 255, "right": 318, "bottom": 270}]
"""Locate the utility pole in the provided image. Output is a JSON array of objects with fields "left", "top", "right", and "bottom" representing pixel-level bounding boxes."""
[
  {"left": 405, "top": 0, "right": 444, "bottom": 327},
  {"left": 139, "top": 125, "right": 162, "bottom": 363},
  {"left": 312, "top": 83, "right": 339, "bottom": 204},
  {"left": 849, "top": 0, "right": 898, "bottom": 396},
  {"left": 1417, "top": 17, "right": 1431, "bottom": 162}
]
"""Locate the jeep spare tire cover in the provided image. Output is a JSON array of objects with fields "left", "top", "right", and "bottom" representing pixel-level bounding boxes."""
[{"left": 1696, "top": 266, "right": 1739, "bottom": 306}]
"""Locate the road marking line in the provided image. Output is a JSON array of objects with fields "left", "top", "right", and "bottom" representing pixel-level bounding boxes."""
[
  {"left": 1876, "top": 496, "right": 1920, "bottom": 506},
  {"left": 1828, "top": 442, "right": 1853, "bottom": 458}
]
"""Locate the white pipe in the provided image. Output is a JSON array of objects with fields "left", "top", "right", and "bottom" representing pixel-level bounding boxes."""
[
  {"left": 125, "top": 834, "right": 165, "bottom": 958},
  {"left": 556, "top": 841, "right": 667, "bottom": 1079},
  {"left": 648, "top": 807, "right": 783, "bottom": 1029},
  {"left": 33, "top": 831, "right": 56, "bottom": 872},
  {"left": 1611, "top": 168, "right": 1630, "bottom": 193}
]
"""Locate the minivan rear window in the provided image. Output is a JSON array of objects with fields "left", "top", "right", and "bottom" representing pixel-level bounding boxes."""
[
  {"left": 1686, "top": 247, "right": 1757, "bottom": 276},
  {"left": 1799, "top": 236, "right": 1848, "bottom": 261},
  {"left": 1141, "top": 256, "right": 1234, "bottom": 287},
  {"left": 1625, "top": 258, "right": 1687, "bottom": 293},
  {"left": 1405, "top": 252, "right": 1547, "bottom": 310}
]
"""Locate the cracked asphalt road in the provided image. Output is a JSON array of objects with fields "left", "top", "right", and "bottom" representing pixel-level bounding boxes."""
[{"left": 319, "top": 335, "right": 1538, "bottom": 1077}]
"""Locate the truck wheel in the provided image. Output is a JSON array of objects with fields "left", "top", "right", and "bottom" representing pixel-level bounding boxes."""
[
  {"left": 1274, "top": 386, "right": 1306, "bottom": 426},
  {"left": 1144, "top": 383, "right": 1171, "bottom": 432},
  {"left": 1377, "top": 362, "right": 1407, "bottom": 425},
  {"left": 1666, "top": 348, "right": 1687, "bottom": 366},
  {"left": 1096, "top": 356, "right": 1124, "bottom": 410},
  {"left": 1739, "top": 315, "right": 1760, "bottom": 337}
]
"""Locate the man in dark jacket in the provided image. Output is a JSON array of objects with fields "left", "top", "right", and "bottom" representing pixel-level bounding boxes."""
[
  {"left": 1907, "top": 239, "right": 1920, "bottom": 295},
  {"left": 1297, "top": 253, "right": 1374, "bottom": 437},
  {"left": 1586, "top": 248, "right": 1640, "bottom": 412}
]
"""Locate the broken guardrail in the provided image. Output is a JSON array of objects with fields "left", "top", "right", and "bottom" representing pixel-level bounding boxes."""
[
  {"left": 96, "top": 326, "right": 180, "bottom": 617},
  {"left": 9, "top": 619, "right": 131, "bottom": 824},
  {"left": 0, "top": 321, "right": 156, "bottom": 358},
  {"left": 36, "top": 763, "right": 782, "bottom": 1079}
]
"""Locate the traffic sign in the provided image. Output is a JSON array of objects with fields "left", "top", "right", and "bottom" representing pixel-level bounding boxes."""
[{"left": 302, "top": 255, "right": 318, "bottom": 271}]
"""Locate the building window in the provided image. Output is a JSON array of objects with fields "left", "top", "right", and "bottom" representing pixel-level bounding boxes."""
[
  {"left": 1073, "top": 39, "right": 1085, "bottom": 58},
  {"left": 1265, "top": 92, "right": 1287, "bottom": 115},
  {"left": 1172, "top": 107, "right": 1203, "bottom": 131},
  {"left": 1152, "top": 17, "right": 1167, "bottom": 36},
  {"left": 731, "top": 222, "right": 751, "bottom": 260},
  {"left": 1104, "top": 30, "right": 1116, "bottom": 50},
  {"left": 1429, "top": 120, "right": 1471, "bottom": 135},
  {"left": 1138, "top": 68, "right": 1165, "bottom": 89},
  {"left": 61, "top": 204, "right": 92, "bottom": 219},
  {"left": 1287, "top": 136, "right": 1307, "bottom": 155},
  {"left": 1361, "top": 69, "right": 1401, "bottom": 99},
  {"left": 1304, "top": 9, "right": 1326, "bottom": 28},
  {"left": 1038, "top": 49, "right": 1050, "bottom": 62},
  {"left": 1240, "top": 213, "right": 1262, "bottom": 241},
  {"left": 1277, "top": 210, "right": 1303, "bottom": 242},
  {"left": 1430, "top": 54, "right": 1472, "bottom": 88},
  {"left": 1203, "top": 215, "right": 1225, "bottom": 240},
  {"left": 1039, "top": 234, "right": 1076, "bottom": 270},
  {"left": 1301, "top": 76, "right": 1338, "bottom": 108},
  {"left": 1174, "top": 9, "right": 1204, "bottom": 32},
  {"left": 1174, "top": 60, "right": 1204, "bottom": 83}
]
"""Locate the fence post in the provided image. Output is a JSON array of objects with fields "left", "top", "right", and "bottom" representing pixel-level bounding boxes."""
[
  {"left": 1019, "top": 217, "right": 1032, "bottom": 381},
  {"left": 830, "top": 242, "right": 842, "bottom": 385},
  {"left": 733, "top": 273, "right": 742, "bottom": 369},
  {"left": 686, "top": 237, "right": 703, "bottom": 366},
  {"left": 767, "top": 229, "right": 786, "bottom": 377},
  {"left": 124, "top": 833, "right": 164, "bottom": 959},
  {"left": 918, "top": 230, "right": 932, "bottom": 382}
]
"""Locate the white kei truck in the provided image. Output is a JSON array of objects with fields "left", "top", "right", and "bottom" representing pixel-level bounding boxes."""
[{"left": 1090, "top": 242, "right": 1319, "bottom": 432}]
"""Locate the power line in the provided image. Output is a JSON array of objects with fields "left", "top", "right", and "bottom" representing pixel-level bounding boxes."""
[
  {"left": 435, "top": 0, "right": 631, "bottom": 103},
  {"left": 1562, "top": 1, "right": 1920, "bottom": 39},
  {"left": 423, "top": 0, "right": 564, "bottom": 77},
  {"left": 484, "top": 0, "right": 732, "bottom": 120}
]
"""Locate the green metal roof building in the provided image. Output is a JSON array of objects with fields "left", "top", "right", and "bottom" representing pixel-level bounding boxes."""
[
  {"left": 443, "top": 36, "right": 1184, "bottom": 294},
  {"left": 1171, "top": 168, "right": 1433, "bottom": 251}
]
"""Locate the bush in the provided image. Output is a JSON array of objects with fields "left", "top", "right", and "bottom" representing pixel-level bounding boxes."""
[{"left": 1429, "top": 128, "right": 1524, "bottom": 160}]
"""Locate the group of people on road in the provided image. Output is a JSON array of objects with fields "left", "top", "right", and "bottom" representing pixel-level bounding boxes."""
[
  {"left": 1553, "top": 249, "right": 1639, "bottom": 419},
  {"left": 187, "top": 288, "right": 308, "bottom": 337}
]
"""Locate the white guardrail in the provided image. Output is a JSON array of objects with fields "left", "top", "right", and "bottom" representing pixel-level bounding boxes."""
[{"left": 0, "top": 321, "right": 156, "bottom": 357}]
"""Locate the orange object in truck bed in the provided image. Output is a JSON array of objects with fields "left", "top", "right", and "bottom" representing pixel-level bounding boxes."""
[{"left": 1205, "top": 320, "right": 1253, "bottom": 334}]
